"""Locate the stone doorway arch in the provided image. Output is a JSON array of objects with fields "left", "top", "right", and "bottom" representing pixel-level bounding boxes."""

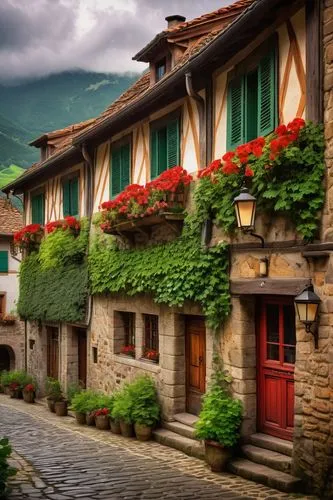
[{"left": 0, "top": 345, "right": 15, "bottom": 372}]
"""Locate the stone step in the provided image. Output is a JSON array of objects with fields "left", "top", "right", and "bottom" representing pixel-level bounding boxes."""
[
  {"left": 173, "top": 412, "right": 198, "bottom": 428},
  {"left": 242, "top": 444, "right": 292, "bottom": 473},
  {"left": 163, "top": 420, "right": 197, "bottom": 440},
  {"left": 153, "top": 428, "right": 204, "bottom": 460},
  {"left": 228, "top": 458, "right": 302, "bottom": 493},
  {"left": 249, "top": 433, "right": 293, "bottom": 457}
]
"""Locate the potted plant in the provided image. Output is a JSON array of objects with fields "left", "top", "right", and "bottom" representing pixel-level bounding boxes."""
[
  {"left": 70, "top": 390, "right": 96, "bottom": 425},
  {"left": 144, "top": 349, "right": 159, "bottom": 363},
  {"left": 0, "top": 371, "right": 11, "bottom": 395},
  {"left": 7, "top": 371, "right": 29, "bottom": 399},
  {"left": 45, "top": 377, "right": 62, "bottom": 413},
  {"left": 23, "top": 383, "right": 36, "bottom": 403},
  {"left": 120, "top": 345, "right": 135, "bottom": 358},
  {"left": 195, "top": 381, "right": 243, "bottom": 472},
  {"left": 112, "top": 386, "right": 134, "bottom": 437},
  {"left": 129, "top": 375, "right": 160, "bottom": 441},
  {"left": 94, "top": 408, "right": 110, "bottom": 430}
]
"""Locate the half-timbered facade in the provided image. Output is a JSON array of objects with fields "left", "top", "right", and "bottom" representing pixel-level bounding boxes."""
[{"left": 4, "top": 0, "right": 332, "bottom": 495}]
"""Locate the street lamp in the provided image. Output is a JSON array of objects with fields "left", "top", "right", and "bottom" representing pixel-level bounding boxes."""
[
  {"left": 233, "top": 186, "right": 264, "bottom": 247},
  {"left": 294, "top": 285, "right": 321, "bottom": 348}
]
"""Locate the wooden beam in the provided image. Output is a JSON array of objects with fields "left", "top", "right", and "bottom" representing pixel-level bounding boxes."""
[
  {"left": 230, "top": 278, "right": 310, "bottom": 296},
  {"left": 305, "top": 0, "right": 323, "bottom": 122}
]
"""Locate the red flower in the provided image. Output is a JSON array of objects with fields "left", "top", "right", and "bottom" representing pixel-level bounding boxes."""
[
  {"left": 275, "top": 124, "right": 287, "bottom": 136},
  {"left": 222, "top": 162, "right": 239, "bottom": 175},
  {"left": 95, "top": 408, "right": 110, "bottom": 417},
  {"left": 24, "top": 384, "right": 35, "bottom": 392},
  {"left": 245, "top": 166, "right": 254, "bottom": 177},
  {"left": 222, "top": 152, "right": 235, "bottom": 162}
]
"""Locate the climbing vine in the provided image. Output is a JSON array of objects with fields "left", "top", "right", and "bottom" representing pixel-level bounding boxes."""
[{"left": 18, "top": 218, "right": 89, "bottom": 323}]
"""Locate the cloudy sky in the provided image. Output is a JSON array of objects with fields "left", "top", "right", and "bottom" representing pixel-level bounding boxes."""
[{"left": 0, "top": 0, "right": 233, "bottom": 82}]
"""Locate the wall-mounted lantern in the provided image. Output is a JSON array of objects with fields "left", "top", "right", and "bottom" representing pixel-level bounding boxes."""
[
  {"left": 233, "top": 186, "right": 264, "bottom": 247},
  {"left": 294, "top": 285, "right": 321, "bottom": 348}
]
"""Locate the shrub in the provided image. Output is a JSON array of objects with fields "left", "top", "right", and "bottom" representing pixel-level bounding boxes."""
[
  {"left": 128, "top": 375, "right": 160, "bottom": 427},
  {"left": 45, "top": 378, "right": 63, "bottom": 402},
  {"left": 195, "top": 383, "right": 242, "bottom": 448},
  {"left": 66, "top": 382, "right": 84, "bottom": 405},
  {"left": 70, "top": 391, "right": 113, "bottom": 415},
  {"left": 111, "top": 386, "right": 133, "bottom": 424},
  {"left": 0, "top": 438, "right": 16, "bottom": 498},
  {"left": 1, "top": 371, "right": 34, "bottom": 391}
]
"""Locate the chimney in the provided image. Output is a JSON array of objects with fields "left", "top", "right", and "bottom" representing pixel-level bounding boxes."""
[{"left": 165, "top": 15, "right": 186, "bottom": 29}]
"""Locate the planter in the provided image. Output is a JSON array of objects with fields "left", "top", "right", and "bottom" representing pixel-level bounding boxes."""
[
  {"left": 4, "top": 387, "right": 11, "bottom": 396},
  {"left": 9, "top": 389, "right": 22, "bottom": 399},
  {"left": 110, "top": 419, "right": 121, "bottom": 435},
  {"left": 47, "top": 398, "right": 56, "bottom": 413},
  {"left": 134, "top": 423, "right": 152, "bottom": 441},
  {"left": 204, "top": 440, "right": 230, "bottom": 472},
  {"left": 95, "top": 415, "right": 110, "bottom": 431},
  {"left": 55, "top": 400, "right": 68, "bottom": 417},
  {"left": 120, "top": 420, "right": 134, "bottom": 438},
  {"left": 75, "top": 412, "right": 86, "bottom": 425},
  {"left": 23, "top": 391, "right": 35, "bottom": 404},
  {"left": 86, "top": 412, "right": 95, "bottom": 426}
]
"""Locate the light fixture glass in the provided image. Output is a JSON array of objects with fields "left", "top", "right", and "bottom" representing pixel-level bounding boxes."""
[
  {"left": 233, "top": 186, "right": 256, "bottom": 230},
  {"left": 294, "top": 286, "right": 320, "bottom": 328}
]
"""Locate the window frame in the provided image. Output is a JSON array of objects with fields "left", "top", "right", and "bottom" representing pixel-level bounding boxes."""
[
  {"left": 110, "top": 134, "right": 132, "bottom": 199},
  {"left": 30, "top": 188, "right": 45, "bottom": 225},
  {"left": 150, "top": 109, "right": 181, "bottom": 180},
  {"left": 143, "top": 314, "right": 159, "bottom": 362},
  {"left": 0, "top": 251, "right": 9, "bottom": 274},
  {"left": 0, "top": 293, "right": 6, "bottom": 316},
  {"left": 62, "top": 171, "right": 80, "bottom": 218},
  {"left": 155, "top": 58, "right": 167, "bottom": 81}
]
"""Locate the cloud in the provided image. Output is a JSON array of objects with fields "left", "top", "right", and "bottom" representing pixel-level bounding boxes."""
[{"left": 0, "top": 0, "right": 232, "bottom": 82}]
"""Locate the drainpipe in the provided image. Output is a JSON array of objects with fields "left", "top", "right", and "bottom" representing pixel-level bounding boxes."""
[
  {"left": 185, "top": 72, "right": 206, "bottom": 169},
  {"left": 81, "top": 143, "right": 94, "bottom": 329}
]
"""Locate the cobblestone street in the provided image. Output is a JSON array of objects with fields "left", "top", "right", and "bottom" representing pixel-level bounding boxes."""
[{"left": 0, "top": 396, "right": 315, "bottom": 499}]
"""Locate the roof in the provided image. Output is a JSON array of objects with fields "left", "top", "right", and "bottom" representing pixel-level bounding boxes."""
[
  {"left": 0, "top": 198, "right": 22, "bottom": 234},
  {"left": 29, "top": 118, "right": 96, "bottom": 147},
  {"left": 4, "top": 0, "right": 291, "bottom": 193}
]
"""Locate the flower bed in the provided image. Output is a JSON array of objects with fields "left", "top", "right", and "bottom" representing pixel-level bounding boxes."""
[
  {"left": 97, "top": 166, "right": 192, "bottom": 233},
  {"left": 14, "top": 224, "right": 44, "bottom": 252}
]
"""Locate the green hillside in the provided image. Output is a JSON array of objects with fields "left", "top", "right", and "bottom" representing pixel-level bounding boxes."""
[
  {"left": 0, "top": 164, "right": 25, "bottom": 189},
  {"left": 0, "top": 70, "right": 138, "bottom": 171}
]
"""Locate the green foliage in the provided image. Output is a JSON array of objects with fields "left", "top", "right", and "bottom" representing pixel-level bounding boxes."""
[
  {"left": 0, "top": 438, "right": 16, "bottom": 499},
  {"left": 70, "top": 390, "right": 113, "bottom": 414},
  {"left": 0, "top": 371, "right": 34, "bottom": 390},
  {"left": 66, "top": 382, "right": 84, "bottom": 405},
  {"left": 129, "top": 376, "right": 160, "bottom": 426},
  {"left": 89, "top": 220, "right": 230, "bottom": 331},
  {"left": 195, "top": 359, "right": 243, "bottom": 447},
  {"left": 18, "top": 219, "right": 89, "bottom": 323},
  {"left": 111, "top": 385, "right": 134, "bottom": 424},
  {"left": 0, "top": 165, "right": 25, "bottom": 189},
  {"left": 45, "top": 378, "right": 63, "bottom": 402}
]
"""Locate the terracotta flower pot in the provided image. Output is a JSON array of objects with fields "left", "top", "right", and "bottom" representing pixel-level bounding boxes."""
[
  {"left": 47, "top": 398, "right": 56, "bottom": 413},
  {"left": 9, "top": 389, "right": 22, "bottom": 399},
  {"left": 204, "top": 440, "right": 230, "bottom": 472},
  {"left": 134, "top": 423, "right": 152, "bottom": 441},
  {"left": 75, "top": 412, "right": 86, "bottom": 425},
  {"left": 4, "top": 386, "right": 11, "bottom": 396},
  {"left": 86, "top": 412, "right": 95, "bottom": 426},
  {"left": 55, "top": 400, "right": 68, "bottom": 417},
  {"left": 120, "top": 420, "right": 134, "bottom": 438},
  {"left": 95, "top": 415, "right": 110, "bottom": 430},
  {"left": 110, "top": 419, "right": 121, "bottom": 435},
  {"left": 23, "top": 391, "right": 35, "bottom": 404}
]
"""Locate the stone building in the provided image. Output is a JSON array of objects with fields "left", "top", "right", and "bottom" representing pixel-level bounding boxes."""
[
  {"left": 0, "top": 198, "right": 24, "bottom": 372},
  {"left": 3, "top": 0, "right": 332, "bottom": 496}
]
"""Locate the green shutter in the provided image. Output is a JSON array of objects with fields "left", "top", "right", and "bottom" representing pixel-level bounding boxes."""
[
  {"left": 245, "top": 70, "right": 259, "bottom": 142},
  {"left": 157, "top": 128, "right": 168, "bottom": 175},
  {"left": 227, "top": 76, "right": 245, "bottom": 150},
  {"left": 31, "top": 193, "right": 44, "bottom": 225},
  {"left": 167, "top": 119, "right": 180, "bottom": 169},
  {"left": 70, "top": 177, "right": 79, "bottom": 217},
  {"left": 150, "top": 129, "right": 159, "bottom": 180},
  {"left": 111, "top": 147, "right": 122, "bottom": 198},
  {"left": 0, "top": 251, "right": 8, "bottom": 273},
  {"left": 63, "top": 180, "right": 70, "bottom": 217},
  {"left": 257, "top": 46, "right": 277, "bottom": 137},
  {"left": 120, "top": 144, "right": 130, "bottom": 191}
]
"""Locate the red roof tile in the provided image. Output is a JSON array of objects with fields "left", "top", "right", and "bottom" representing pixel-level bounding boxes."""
[{"left": 0, "top": 198, "right": 22, "bottom": 234}]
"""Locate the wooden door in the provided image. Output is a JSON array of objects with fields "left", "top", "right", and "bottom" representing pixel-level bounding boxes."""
[
  {"left": 186, "top": 316, "right": 206, "bottom": 415},
  {"left": 47, "top": 327, "right": 59, "bottom": 379},
  {"left": 77, "top": 329, "right": 87, "bottom": 388},
  {"left": 258, "top": 297, "right": 296, "bottom": 441}
]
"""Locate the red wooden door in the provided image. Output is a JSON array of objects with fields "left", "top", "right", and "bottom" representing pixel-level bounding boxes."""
[
  {"left": 186, "top": 316, "right": 206, "bottom": 415},
  {"left": 258, "top": 297, "right": 296, "bottom": 441},
  {"left": 77, "top": 329, "right": 87, "bottom": 388},
  {"left": 47, "top": 327, "right": 59, "bottom": 379}
]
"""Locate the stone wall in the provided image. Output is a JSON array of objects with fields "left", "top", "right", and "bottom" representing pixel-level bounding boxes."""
[{"left": 0, "top": 320, "right": 25, "bottom": 370}]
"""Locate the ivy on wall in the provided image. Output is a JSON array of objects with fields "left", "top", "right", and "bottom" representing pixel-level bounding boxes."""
[
  {"left": 18, "top": 219, "right": 89, "bottom": 323},
  {"left": 89, "top": 219, "right": 230, "bottom": 331}
]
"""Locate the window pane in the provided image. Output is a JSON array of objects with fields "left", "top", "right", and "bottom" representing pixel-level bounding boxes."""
[
  {"left": 284, "top": 346, "right": 295, "bottom": 364},
  {"left": 266, "top": 304, "right": 279, "bottom": 343},
  {"left": 267, "top": 343, "right": 279, "bottom": 361},
  {"left": 283, "top": 304, "right": 296, "bottom": 346},
  {"left": 143, "top": 314, "right": 159, "bottom": 361}
]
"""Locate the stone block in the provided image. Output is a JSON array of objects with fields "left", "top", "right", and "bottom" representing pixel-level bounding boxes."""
[
  {"left": 161, "top": 384, "right": 185, "bottom": 398},
  {"left": 161, "top": 368, "right": 185, "bottom": 386},
  {"left": 161, "top": 354, "right": 185, "bottom": 371},
  {"left": 232, "top": 378, "right": 256, "bottom": 395},
  {"left": 228, "top": 347, "right": 256, "bottom": 368},
  {"left": 162, "top": 336, "right": 184, "bottom": 356}
]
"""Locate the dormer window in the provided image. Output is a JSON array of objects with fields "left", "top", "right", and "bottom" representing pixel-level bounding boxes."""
[{"left": 156, "top": 58, "right": 166, "bottom": 81}]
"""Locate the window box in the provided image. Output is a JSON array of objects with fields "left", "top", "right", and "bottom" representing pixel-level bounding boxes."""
[
  {"left": 102, "top": 211, "right": 185, "bottom": 236},
  {"left": 0, "top": 314, "right": 16, "bottom": 326}
]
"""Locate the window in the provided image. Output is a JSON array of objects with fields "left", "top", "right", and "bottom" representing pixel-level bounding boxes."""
[
  {"left": 0, "top": 294, "right": 5, "bottom": 316},
  {"left": 0, "top": 251, "right": 8, "bottom": 273},
  {"left": 151, "top": 116, "right": 180, "bottom": 179},
  {"left": 63, "top": 176, "right": 79, "bottom": 217},
  {"left": 143, "top": 314, "right": 159, "bottom": 362},
  {"left": 110, "top": 142, "right": 131, "bottom": 198},
  {"left": 31, "top": 192, "right": 45, "bottom": 225},
  {"left": 227, "top": 44, "right": 277, "bottom": 150},
  {"left": 92, "top": 347, "right": 98, "bottom": 363},
  {"left": 114, "top": 311, "right": 135, "bottom": 357},
  {"left": 156, "top": 58, "right": 166, "bottom": 81}
]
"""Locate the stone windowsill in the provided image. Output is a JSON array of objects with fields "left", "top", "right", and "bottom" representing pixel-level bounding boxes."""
[{"left": 113, "top": 354, "right": 161, "bottom": 373}]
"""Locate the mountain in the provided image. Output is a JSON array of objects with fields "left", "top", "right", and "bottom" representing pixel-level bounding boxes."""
[
  {"left": 0, "top": 165, "right": 25, "bottom": 189},
  {"left": 0, "top": 70, "right": 139, "bottom": 172}
]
